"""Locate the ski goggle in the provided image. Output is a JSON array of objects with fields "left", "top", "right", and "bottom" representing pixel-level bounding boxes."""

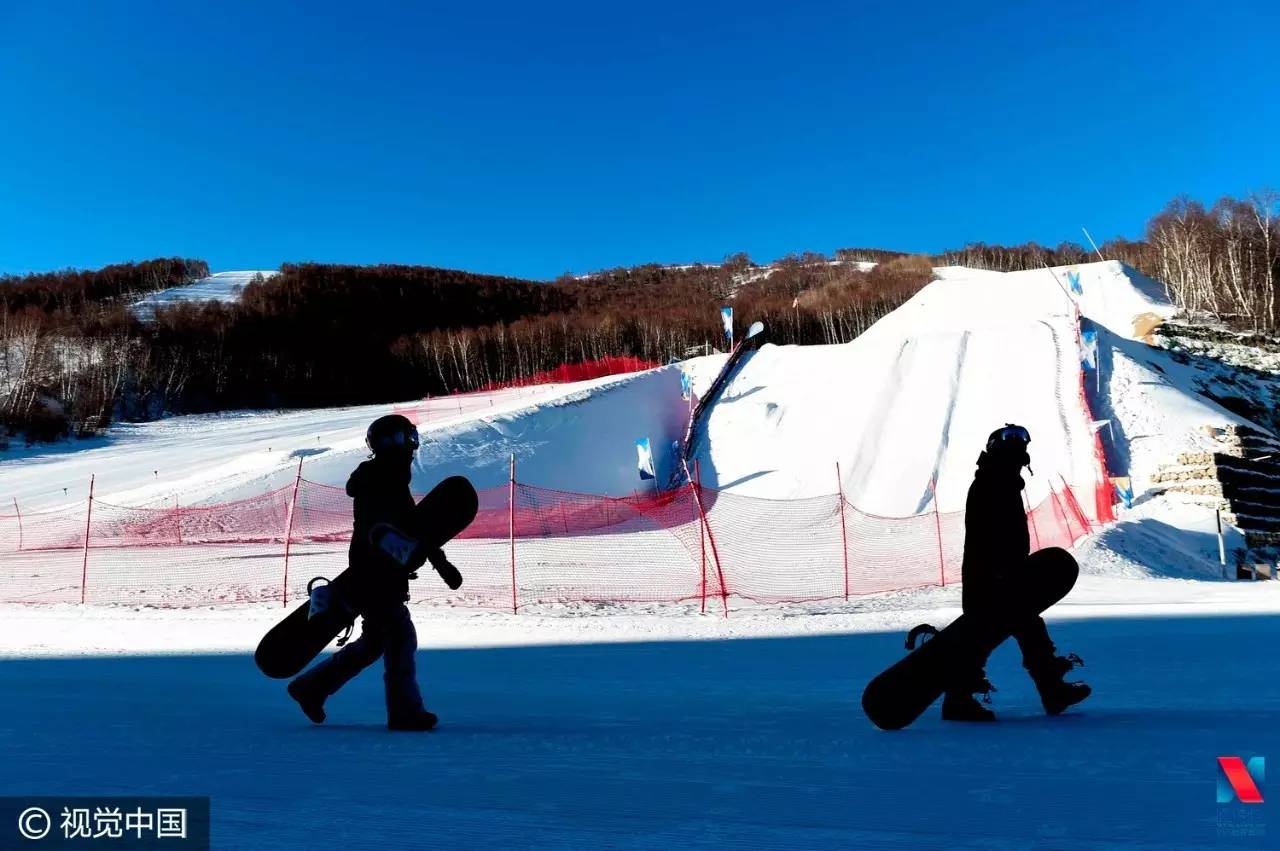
[
  {"left": 987, "top": 425, "right": 1031, "bottom": 450},
  {"left": 369, "top": 426, "right": 419, "bottom": 452}
]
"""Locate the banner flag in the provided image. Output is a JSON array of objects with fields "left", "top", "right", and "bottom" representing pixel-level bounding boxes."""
[
  {"left": 1111, "top": 476, "right": 1134, "bottom": 509},
  {"left": 635, "top": 437, "right": 656, "bottom": 481},
  {"left": 720, "top": 306, "right": 733, "bottom": 345},
  {"left": 1081, "top": 328, "right": 1098, "bottom": 368}
]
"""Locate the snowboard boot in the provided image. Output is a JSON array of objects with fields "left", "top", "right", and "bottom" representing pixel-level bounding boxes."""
[
  {"left": 388, "top": 709, "right": 439, "bottom": 732},
  {"left": 1030, "top": 653, "right": 1091, "bottom": 716},
  {"left": 941, "top": 677, "right": 997, "bottom": 722},
  {"left": 287, "top": 679, "right": 327, "bottom": 725}
]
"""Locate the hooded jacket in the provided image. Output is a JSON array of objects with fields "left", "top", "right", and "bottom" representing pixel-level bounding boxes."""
[
  {"left": 346, "top": 455, "right": 416, "bottom": 607},
  {"left": 960, "top": 453, "right": 1031, "bottom": 613}
]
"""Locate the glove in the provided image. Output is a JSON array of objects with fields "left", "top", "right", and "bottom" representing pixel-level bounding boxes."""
[{"left": 425, "top": 547, "right": 463, "bottom": 591}]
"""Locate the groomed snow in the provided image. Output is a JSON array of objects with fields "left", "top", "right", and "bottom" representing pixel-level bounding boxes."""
[
  {"left": 2, "top": 578, "right": 1277, "bottom": 849},
  {"left": 688, "top": 261, "right": 1172, "bottom": 514},
  {"left": 129, "top": 270, "right": 279, "bottom": 320}
]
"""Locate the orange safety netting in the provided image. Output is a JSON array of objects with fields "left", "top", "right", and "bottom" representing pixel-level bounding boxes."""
[{"left": 0, "top": 476, "right": 1095, "bottom": 612}]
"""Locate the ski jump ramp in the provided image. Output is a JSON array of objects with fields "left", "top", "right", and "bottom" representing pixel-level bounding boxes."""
[{"left": 688, "top": 261, "right": 1175, "bottom": 517}]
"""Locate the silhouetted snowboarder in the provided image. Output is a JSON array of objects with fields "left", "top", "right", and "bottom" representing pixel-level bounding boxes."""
[
  {"left": 941, "top": 424, "right": 1092, "bottom": 722},
  {"left": 286, "top": 414, "right": 447, "bottom": 731}
]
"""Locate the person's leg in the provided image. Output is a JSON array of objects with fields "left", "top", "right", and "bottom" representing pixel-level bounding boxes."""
[
  {"left": 1012, "top": 614, "right": 1091, "bottom": 715},
  {"left": 1012, "top": 615, "right": 1057, "bottom": 671},
  {"left": 377, "top": 605, "right": 432, "bottom": 727},
  {"left": 291, "top": 616, "right": 384, "bottom": 696},
  {"left": 942, "top": 613, "right": 1000, "bottom": 722}
]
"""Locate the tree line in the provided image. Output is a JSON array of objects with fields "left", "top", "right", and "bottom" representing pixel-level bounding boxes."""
[
  {"left": 935, "top": 192, "right": 1280, "bottom": 333},
  {"left": 2, "top": 189, "right": 1276, "bottom": 444}
]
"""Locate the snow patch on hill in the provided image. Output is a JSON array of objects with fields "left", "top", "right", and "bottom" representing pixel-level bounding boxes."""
[{"left": 130, "top": 270, "right": 277, "bottom": 319}]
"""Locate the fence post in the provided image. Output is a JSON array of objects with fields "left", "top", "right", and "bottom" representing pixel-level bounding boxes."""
[
  {"left": 696, "top": 460, "right": 706, "bottom": 614},
  {"left": 80, "top": 475, "right": 95, "bottom": 605},
  {"left": 1023, "top": 488, "right": 1041, "bottom": 551},
  {"left": 509, "top": 454, "right": 518, "bottom": 614},
  {"left": 929, "top": 476, "right": 945, "bottom": 586},
  {"left": 1048, "top": 481, "right": 1076, "bottom": 542},
  {"left": 684, "top": 459, "right": 728, "bottom": 617},
  {"left": 12, "top": 497, "right": 22, "bottom": 552},
  {"left": 281, "top": 458, "right": 304, "bottom": 608},
  {"left": 836, "top": 462, "right": 849, "bottom": 600},
  {"left": 1216, "top": 508, "right": 1228, "bottom": 580},
  {"left": 1058, "top": 474, "right": 1091, "bottom": 533}
]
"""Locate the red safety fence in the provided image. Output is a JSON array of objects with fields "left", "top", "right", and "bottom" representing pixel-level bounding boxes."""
[
  {"left": 389, "top": 359, "right": 660, "bottom": 427},
  {"left": 476, "top": 356, "right": 659, "bottom": 391},
  {"left": 0, "top": 470, "right": 1095, "bottom": 613},
  {"left": 1072, "top": 305, "right": 1118, "bottom": 524}
]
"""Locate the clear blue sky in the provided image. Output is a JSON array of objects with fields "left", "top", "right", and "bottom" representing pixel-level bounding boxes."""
[{"left": 1, "top": 0, "right": 1276, "bottom": 280}]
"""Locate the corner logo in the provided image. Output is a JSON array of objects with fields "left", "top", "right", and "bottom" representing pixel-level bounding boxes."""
[{"left": 1218, "top": 756, "right": 1265, "bottom": 804}]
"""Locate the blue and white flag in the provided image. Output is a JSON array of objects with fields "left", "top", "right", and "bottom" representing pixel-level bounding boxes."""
[
  {"left": 1081, "top": 328, "right": 1098, "bottom": 368},
  {"left": 1068, "top": 270, "right": 1083, "bottom": 296},
  {"left": 1113, "top": 477, "right": 1134, "bottom": 509},
  {"left": 679, "top": 369, "right": 692, "bottom": 401},
  {"left": 635, "top": 437, "right": 656, "bottom": 481},
  {"left": 720, "top": 306, "right": 733, "bottom": 345}
]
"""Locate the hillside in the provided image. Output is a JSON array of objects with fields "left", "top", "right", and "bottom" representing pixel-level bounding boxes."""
[{"left": 4, "top": 260, "right": 1271, "bottom": 585}]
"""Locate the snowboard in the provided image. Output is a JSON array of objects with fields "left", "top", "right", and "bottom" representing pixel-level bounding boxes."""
[
  {"left": 254, "top": 475, "right": 479, "bottom": 679},
  {"left": 860, "top": 546, "right": 1079, "bottom": 730}
]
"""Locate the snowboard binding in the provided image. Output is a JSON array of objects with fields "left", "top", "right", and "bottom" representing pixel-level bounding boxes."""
[
  {"left": 306, "top": 577, "right": 355, "bottom": 646},
  {"left": 370, "top": 523, "right": 464, "bottom": 590},
  {"left": 905, "top": 623, "right": 939, "bottom": 650}
]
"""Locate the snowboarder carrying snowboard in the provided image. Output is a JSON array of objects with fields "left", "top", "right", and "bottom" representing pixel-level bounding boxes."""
[
  {"left": 286, "top": 414, "right": 452, "bottom": 731},
  {"left": 941, "top": 424, "right": 1092, "bottom": 722}
]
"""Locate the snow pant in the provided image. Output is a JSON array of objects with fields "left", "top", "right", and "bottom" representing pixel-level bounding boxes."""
[
  {"left": 291, "top": 603, "right": 425, "bottom": 721},
  {"left": 949, "top": 597, "right": 1059, "bottom": 696}
]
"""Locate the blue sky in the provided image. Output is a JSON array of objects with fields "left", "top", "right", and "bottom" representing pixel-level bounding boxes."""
[{"left": 1, "top": 0, "right": 1276, "bottom": 280}]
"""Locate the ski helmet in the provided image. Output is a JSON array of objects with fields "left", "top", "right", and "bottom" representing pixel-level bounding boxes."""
[
  {"left": 983, "top": 423, "right": 1031, "bottom": 470},
  {"left": 366, "top": 414, "right": 419, "bottom": 456}
]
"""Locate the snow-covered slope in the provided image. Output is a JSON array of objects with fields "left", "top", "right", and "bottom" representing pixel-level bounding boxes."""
[
  {"left": 0, "top": 369, "right": 690, "bottom": 510},
  {"left": 130, "top": 270, "right": 277, "bottom": 319},
  {"left": 5, "top": 260, "right": 1268, "bottom": 573},
  {"left": 688, "top": 261, "right": 1167, "bottom": 513}
]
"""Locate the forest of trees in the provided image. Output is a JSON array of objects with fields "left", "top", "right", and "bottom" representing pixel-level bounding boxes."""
[
  {"left": 0, "top": 258, "right": 209, "bottom": 441},
  {"left": 2, "top": 191, "right": 1277, "bottom": 444},
  {"left": 935, "top": 192, "right": 1280, "bottom": 334}
]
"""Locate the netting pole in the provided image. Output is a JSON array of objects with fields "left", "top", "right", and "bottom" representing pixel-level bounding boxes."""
[
  {"left": 925, "top": 476, "right": 946, "bottom": 586},
  {"left": 1048, "top": 481, "right": 1073, "bottom": 540},
  {"left": 12, "top": 498, "right": 22, "bottom": 552},
  {"left": 696, "top": 460, "right": 706, "bottom": 614},
  {"left": 1058, "top": 475, "right": 1091, "bottom": 533},
  {"left": 281, "top": 458, "right": 303, "bottom": 608},
  {"left": 1023, "top": 488, "right": 1041, "bottom": 551},
  {"left": 684, "top": 459, "right": 728, "bottom": 617},
  {"left": 836, "top": 462, "right": 849, "bottom": 600},
  {"left": 509, "top": 454, "right": 518, "bottom": 614},
  {"left": 80, "top": 474, "right": 95, "bottom": 605}
]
